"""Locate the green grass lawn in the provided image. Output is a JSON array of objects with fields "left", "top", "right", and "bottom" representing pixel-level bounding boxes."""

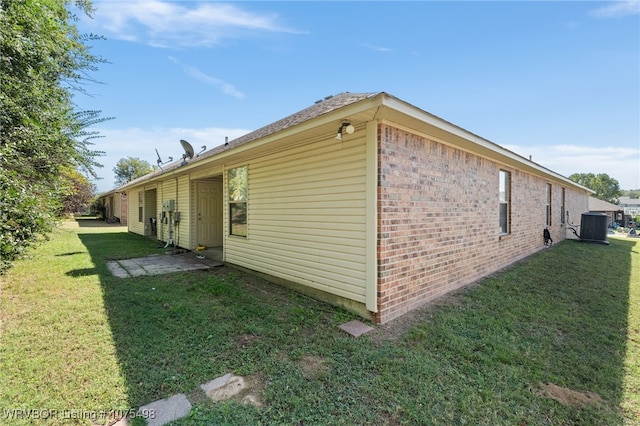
[{"left": 1, "top": 219, "right": 638, "bottom": 425}]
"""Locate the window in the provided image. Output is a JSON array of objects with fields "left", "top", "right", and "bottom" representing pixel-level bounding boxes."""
[
  {"left": 228, "top": 166, "right": 248, "bottom": 237},
  {"left": 138, "top": 191, "right": 143, "bottom": 222},
  {"left": 546, "top": 183, "right": 552, "bottom": 226},
  {"left": 560, "top": 188, "right": 566, "bottom": 224},
  {"left": 499, "top": 170, "right": 511, "bottom": 234}
]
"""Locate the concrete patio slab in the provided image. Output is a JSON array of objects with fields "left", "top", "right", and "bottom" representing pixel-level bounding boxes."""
[
  {"left": 107, "top": 253, "right": 220, "bottom": 278},
  {"left": 137, "top": 393, "right": 191, "bottom": 426},
  {"left": 106, "top": 261, "right": 131, "bottom": 278},
  {"left": 339, "top": 320, "right": 374, "bottom": 337}
]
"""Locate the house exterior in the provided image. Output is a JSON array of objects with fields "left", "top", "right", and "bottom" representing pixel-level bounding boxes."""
[
  {"left": 97, "top": 189, "right": 128, "bottom": 225},
  {"left": 588, "top": 196, "right": 623, "bottom": 227},
  {"left": 119, "top": 92, "right": 591, "bottom": 324},
  {"left": 618, "top": 196, "right": 640, "bottom": 225}
]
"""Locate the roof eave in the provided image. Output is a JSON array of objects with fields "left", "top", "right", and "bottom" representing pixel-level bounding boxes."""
[
  {"left": 378, "top": 93, "right": 594, "bottom": 194},
  {"left": 118, "top": 91, "right": 594, "bottom": 195}
]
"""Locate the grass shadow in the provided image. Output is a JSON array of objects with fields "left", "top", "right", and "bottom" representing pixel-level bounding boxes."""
[
  {"left": 56, "top": 251, "right": 86, "bottom": 256},
  {"left": 66, "top": 267, "right": 99, "bottom": 277},
  {"left": 75, "top": 225, "right": 361, "bottom": 423},
  {"left": 74, "top": 217, "right": 126, "bottom": 228}
]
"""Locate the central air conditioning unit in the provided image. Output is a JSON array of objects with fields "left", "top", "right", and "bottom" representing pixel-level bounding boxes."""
[{"left": 578, "top": 212, "right": 609, "bottom": 245}]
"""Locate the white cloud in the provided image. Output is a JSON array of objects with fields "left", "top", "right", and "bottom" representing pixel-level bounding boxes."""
[
  {"left": 89, "top": 1, "right": 301, "bottom": 48},
  {"left": 503, "top": 144, "right": 640, "bottom": 190},
  {"left": 362, "top": 43, "right": 392, "bottom": 52},
  {"left": 589, "top": 1, "right": 640, "bottom": 18},
  {"left": 168, "top": 56, "right": 246, "bottom": 99},
  {"left": 91, "top": 126, "right": 251, "bottom": 192}
]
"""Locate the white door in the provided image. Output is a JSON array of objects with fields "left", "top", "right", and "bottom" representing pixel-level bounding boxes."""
[{"left": 197, "top": 181, "right": 223, "bottom": 247}]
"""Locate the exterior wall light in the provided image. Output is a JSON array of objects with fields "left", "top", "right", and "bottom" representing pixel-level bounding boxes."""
[{"left": 335, "top": 121, "right": 355, "bottom": 140}]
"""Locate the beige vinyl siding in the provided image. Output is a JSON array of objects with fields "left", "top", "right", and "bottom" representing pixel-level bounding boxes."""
[
  {"left": 225, "top": 134, "right": 368, "bottom": 303},
  {"left": 155, "top": 176, "right": 191, "bottom": 246},
  {"left": 189, "top": 179, "right": 197, "bottom": 249},
  {"left": 157, "top": 182, "right": 169, "bottom": 242},
  {"left": 128, "top": 188, "right": 145, "bottom": 236},
  {"left": 175, "top": 175, "right": 191, "bottom": 248},
  {"left": 111, "top": 195, "right": 121, "bottom": 221}
]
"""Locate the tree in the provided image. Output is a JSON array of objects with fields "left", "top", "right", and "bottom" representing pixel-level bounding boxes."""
[
  {"left": 61, "top": 168, "right": 95, "bottom": 215},
  {"left": 0, "top": 0, "right": 107, "bottom": 273},
  {"left": 113, "top": 157, "right": 154, "bottom": 187},
  {"left": 568, "top": 173, "right": 622, "bottom": 204},
  {"left": 622, "top": 189, "right": 640, "bottom": 198}
]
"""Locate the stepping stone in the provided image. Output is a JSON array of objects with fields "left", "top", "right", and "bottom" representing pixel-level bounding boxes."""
[
  {"left": 137, "top": 393, "right": 191, "bottom": 426},
  {"left": 200, "top": 373, "right": 233, "bottom": 394},
  {"left": 200, "top": 373, "right": 264, "bottom": 408},
  {"left": 339, "top": 320, "right": 374, "bottom": 337},
  {"left": 201, "top": 373, "right": 246, "bottom": 401},
  {"left": 111, "top": 417, "right": 129, "bottom": 426}
]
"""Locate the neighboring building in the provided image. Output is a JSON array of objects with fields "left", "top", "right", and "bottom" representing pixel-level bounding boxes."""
[
  {"left": 119, "top": 92, "right": 591, "bottom": 324},
  {"left": 97, "top": 190, "right": 128, "bottom": 225},
  {"left": 588, "top": 196, "right": 623, "bottom": 227},
  {"left": 618, "top": 196, "right": 640, "bottom": 225}
]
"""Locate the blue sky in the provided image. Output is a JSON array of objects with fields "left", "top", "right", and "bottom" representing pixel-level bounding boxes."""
[{"left": 73, "top": 1, "right": 640, "bottom": 193}]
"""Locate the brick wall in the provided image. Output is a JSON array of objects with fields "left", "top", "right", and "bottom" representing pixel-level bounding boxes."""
[
  {"left": 120, "top": 193, "right": 128, "bottom": 226},
  {"left": 375, "top": 124, "right": 587, "bottom": 323}
]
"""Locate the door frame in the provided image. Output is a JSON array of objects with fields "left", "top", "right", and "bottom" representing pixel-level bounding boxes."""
[{"left": 195, "top": 178, "right": 224, "bottom": 249}]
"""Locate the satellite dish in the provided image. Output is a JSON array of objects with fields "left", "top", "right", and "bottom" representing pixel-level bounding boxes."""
[{"left": 180, "top": 139, "right": 195, "bottom": 159}]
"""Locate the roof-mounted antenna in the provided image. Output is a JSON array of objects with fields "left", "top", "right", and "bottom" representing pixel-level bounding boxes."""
[
  {"left": 155, "top": 148, "right": 173, "bottom": 170},
  {"left": 197, "top": 145, "right": 206, "bottom": 157}
]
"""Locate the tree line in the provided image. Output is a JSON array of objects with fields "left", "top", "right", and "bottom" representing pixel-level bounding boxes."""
[
  {"left": 568, "top": 173, "right": 624, "bottom": 204},
  {"left": 1, "top": 0, "right": 107, "bottom": 273}
]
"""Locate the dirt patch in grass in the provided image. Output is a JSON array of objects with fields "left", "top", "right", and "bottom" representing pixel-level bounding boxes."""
[
  {"left": 533, "top": 382, "right": 604, "bottom": 407},
  {"left": 199, "top": 373, "right": 266, "bottom": 408},
  {"left": 234, "top": 333, "right": 258, "bottom": 350},
  {"left": 297, "top": 355, "right": 330, "bottom": 380}
]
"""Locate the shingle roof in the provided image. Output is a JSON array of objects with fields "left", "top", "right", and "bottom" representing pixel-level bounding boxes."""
[
  {"left": 121, "top": 92, "right": 378, "bottom": 189},
  {"left": 619, "top": 196, "right": 640, "bottom": 207},
  {"left": 209, "top": 92, "right": 378, "bottom": 154},
  {"left": 588, "top": 196, "right": 620, "bottom": 212}
]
